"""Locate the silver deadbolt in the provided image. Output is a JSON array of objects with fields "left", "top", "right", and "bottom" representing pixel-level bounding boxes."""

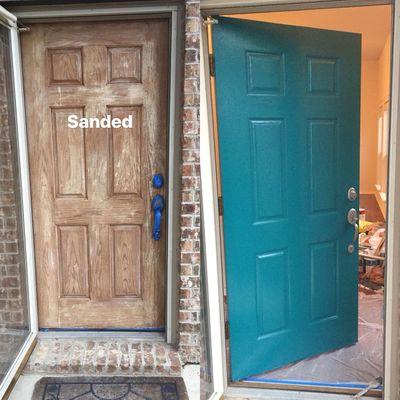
[
  {"left": 347, "top": 208, "right": 358, "bottom": 225},
  {"left": 347, "top": 187, "right": 357, "bottom": 201}
]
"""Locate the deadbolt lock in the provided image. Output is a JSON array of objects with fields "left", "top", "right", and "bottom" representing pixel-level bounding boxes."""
[{"left": 347, "top": 187, "right": 358, "bottom": 201}]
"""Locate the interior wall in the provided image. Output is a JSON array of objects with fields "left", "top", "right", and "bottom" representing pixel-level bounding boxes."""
[
  {"left": 378, "top": 35, "right": 391, "bottom": 106},
  {"left": 375, "top": 34, "right": 391, "bottom": 216},
  {"left": 360, "top": 60, "right": 379, "bottom": 194}
]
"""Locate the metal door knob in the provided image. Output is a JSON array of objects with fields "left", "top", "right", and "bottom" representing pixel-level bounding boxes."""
[{"left": 347, "top": 208, "right": 358, "bottom": 225}]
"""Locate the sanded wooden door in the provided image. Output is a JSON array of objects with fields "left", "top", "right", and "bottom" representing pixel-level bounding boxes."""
[{"left": 21, "top": 20, "right": 169, "bottom": 328}]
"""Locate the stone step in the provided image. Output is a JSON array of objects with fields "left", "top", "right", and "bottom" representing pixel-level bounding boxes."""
[{"left": 24, "top": 338, "right": 182, "bottom": 376}]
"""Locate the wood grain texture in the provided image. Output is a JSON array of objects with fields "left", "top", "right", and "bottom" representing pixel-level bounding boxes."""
[
  {"left": 110, "top": 225, "right": 141, "bottom": 298},
  {"left": 107, "top": 46, "right": 142, "bottom": 83},
  {"left": 22, "top": 19, "right": 169, "bottom": 328},
  {"left": 108, "top": 105, "right": 142, "bottom": 196},
  {"left": 58, "top": 225, "right": 89, "bottom": 298},
  {"left": 48, "top": 47, "right": 83, "bottom": 85},
  {"left": 51, "top": 107, "right": 87, "bottom": 198}
]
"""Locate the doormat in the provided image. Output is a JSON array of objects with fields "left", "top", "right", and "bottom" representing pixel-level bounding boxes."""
[{"left": 32, "top": 376, "right": 188, "bottom": 400}]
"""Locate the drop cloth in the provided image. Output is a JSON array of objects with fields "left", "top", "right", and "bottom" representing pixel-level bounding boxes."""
[{"left": 249, "top": 291, "right": 383, "bottom": 386}]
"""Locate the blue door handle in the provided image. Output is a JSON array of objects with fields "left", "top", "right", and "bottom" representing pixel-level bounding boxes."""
[{"left": 151, "top": 194, "right": 165, "bottom": 240}]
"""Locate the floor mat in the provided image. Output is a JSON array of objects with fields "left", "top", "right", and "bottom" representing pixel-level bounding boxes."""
[
  {"left": 32, "top": 376, "right": 188, "bottom": 400},
  {"left": 248, "top": 291, "right": 383, "bottom": 387}
]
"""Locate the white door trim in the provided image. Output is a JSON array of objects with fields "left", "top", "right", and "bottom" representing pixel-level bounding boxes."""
[
  {"left": 200, "top": 29, "right": 227, "bottom": 400},
  {"left": 200, "top": 1, "right": 399, "bottom": 398},
  {"left": 0, "top": 6, "right": 38, "bottom": 399},
  {"left": 384, "top": 0, "right": 400, "bottom": 397},
  {"left": 8, "top": 1, "right": 184, "bottom": 345}
]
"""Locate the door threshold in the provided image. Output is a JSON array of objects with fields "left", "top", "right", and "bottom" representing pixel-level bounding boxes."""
[
  {"left": 230, "top": 380, "right": 382, "bottom": 398},
  {"left": 38, "top": 330, "right": 165, "bottom": 341},
  {"left": 226, "top": 385, "right": 380, "bottom": 400}
]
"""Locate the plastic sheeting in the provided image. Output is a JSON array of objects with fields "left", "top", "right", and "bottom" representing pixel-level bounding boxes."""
[{"left": 249, "top": 292, "right": 383, "bottom": 387}]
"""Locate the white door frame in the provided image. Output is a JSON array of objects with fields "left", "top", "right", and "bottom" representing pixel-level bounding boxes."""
[
  {"left": 200, "top": 1, "right": 400, "bottom": 399},
  {"left": 0, "top": 6, "right": 38, "bottom": 399},
  {"left": 7, "top": 1, "right": 184, "bottom": 345}
]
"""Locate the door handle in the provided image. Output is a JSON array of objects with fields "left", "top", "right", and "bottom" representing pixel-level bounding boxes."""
[
  {"left": 352, "top": 223, "right": 359, "bottom": 243},
  {"left": 347, "top": 208, "right": 359, "bottom": 253},
  {"left": 151, "top": 194, "right": 165, "bottom": 241}
]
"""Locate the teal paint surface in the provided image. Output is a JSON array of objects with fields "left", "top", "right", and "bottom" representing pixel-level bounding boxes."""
[{"left": 213, "top": 17, "right": 361, "bottom": 381}]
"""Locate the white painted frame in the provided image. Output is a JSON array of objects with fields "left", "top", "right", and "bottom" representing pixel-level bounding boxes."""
[
  {"left": 9, "top": 1, "right": 184, "bottom": 345},
  {"left": 0, "top": 6, "right": 39, "bottom": 399},
  {"left": 200, "top": 1, "right": 400, "bottom": 399}
]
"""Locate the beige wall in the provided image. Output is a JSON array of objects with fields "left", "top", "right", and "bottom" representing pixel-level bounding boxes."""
[
  {"left": 359, "top": 35, "right": 391, "bottom": 198},
  {"left": 378, "top": 35, "right": 391, "bottom": 105},
  {"left": 375, "top": 34, "right": 391, "bottom": 215},
  {"left": 360, "top": 61, "right": 379, "bottom": 194}
]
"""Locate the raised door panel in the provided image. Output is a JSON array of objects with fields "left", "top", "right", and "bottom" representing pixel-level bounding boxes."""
[
  {"left": 51, "top": 107, "right": 87, "bottom": 198},
  {"left": 107, "top": 46, "right": 142, "bottom": 83},
  {"left": 58, "top": 225, "right": 90, "bottom": 298},
  {"left": 47, "top": 47, "right": 83, "bottom": 86},
  {"left": 110, "top": 225, "right": 142, "bottom": 298}
]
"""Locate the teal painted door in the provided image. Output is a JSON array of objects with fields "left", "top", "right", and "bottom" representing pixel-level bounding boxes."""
[{"left": 213, "top": 17, "right": 361, "bottom": 381}]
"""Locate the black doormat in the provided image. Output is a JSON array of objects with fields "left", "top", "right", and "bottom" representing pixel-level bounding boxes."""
[{"left": 32, "top": 376, "right": 188, "bottom": 400}]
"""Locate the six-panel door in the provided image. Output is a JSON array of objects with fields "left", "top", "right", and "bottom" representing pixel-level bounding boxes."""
[
  {"left": 22, "top": 20, "right": 169, "bottom": 328},
  {"left": 213, "top": 17, "right": 361, "bottom": 380}
]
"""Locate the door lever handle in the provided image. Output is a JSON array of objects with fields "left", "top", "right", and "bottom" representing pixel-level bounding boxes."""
[
  {"left": 151, "top": 194, "right": 165, "bottom": 241},
  {"left": 353, "top": 223, "right": 359, "bottom": 243},
  {"left": 347, "top": 208, "right": 359, "bottom": 253}
]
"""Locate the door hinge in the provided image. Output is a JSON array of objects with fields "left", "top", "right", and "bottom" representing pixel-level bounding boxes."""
[
  {"left": 225, "top": 320, "right": 230, "bottom": 340},
  {"left": 218, "top": 196, "right": 223, "bottom": 216},
  {"left": 209, "top": 53, "right": 215, "bottom": 77},
  {"left": 17, "top": 22, "right": 31, "bottom": 32}
]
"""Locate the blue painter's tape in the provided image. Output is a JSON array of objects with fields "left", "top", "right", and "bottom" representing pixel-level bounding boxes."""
[
  {"left": 40, "top": 327, "right": 165, "bottom": 333},
  {"left": 244, "top": 377, "right": 383, "bottom": 390}
]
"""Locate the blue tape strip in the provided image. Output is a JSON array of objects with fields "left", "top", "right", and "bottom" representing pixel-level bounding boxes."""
[
  {"left": 244, "top": 377, "right": 383, "bottom": 390},
  {"left": 40, "top": 327, "right": 165, "bottom": 333}
]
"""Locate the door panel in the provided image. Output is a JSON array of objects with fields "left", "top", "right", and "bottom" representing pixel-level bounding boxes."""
[
  {"left": 22, "top": 20, "right": 169, "bottom": 328},
  {"left": 213, "top": 18, "right": 360, "bottom": 380}
]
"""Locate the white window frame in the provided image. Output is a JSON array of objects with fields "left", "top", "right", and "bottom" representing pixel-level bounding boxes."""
[
  {"left": 0, "top": 6, "right": 39, "bottom": 399},
  {"left": 6, "top": 1, "right": 184, "bottom": 346},
  {"left": 200, "top": 1, "right": 400, "bottom": 399}
]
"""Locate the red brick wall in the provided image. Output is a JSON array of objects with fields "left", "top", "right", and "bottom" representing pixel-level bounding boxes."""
[
  {"left": 0, "top": 33, "right": 27, "bottom": 334},
  {"left": 179, "top": 0, "right": 201, "bottom": 364}
]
